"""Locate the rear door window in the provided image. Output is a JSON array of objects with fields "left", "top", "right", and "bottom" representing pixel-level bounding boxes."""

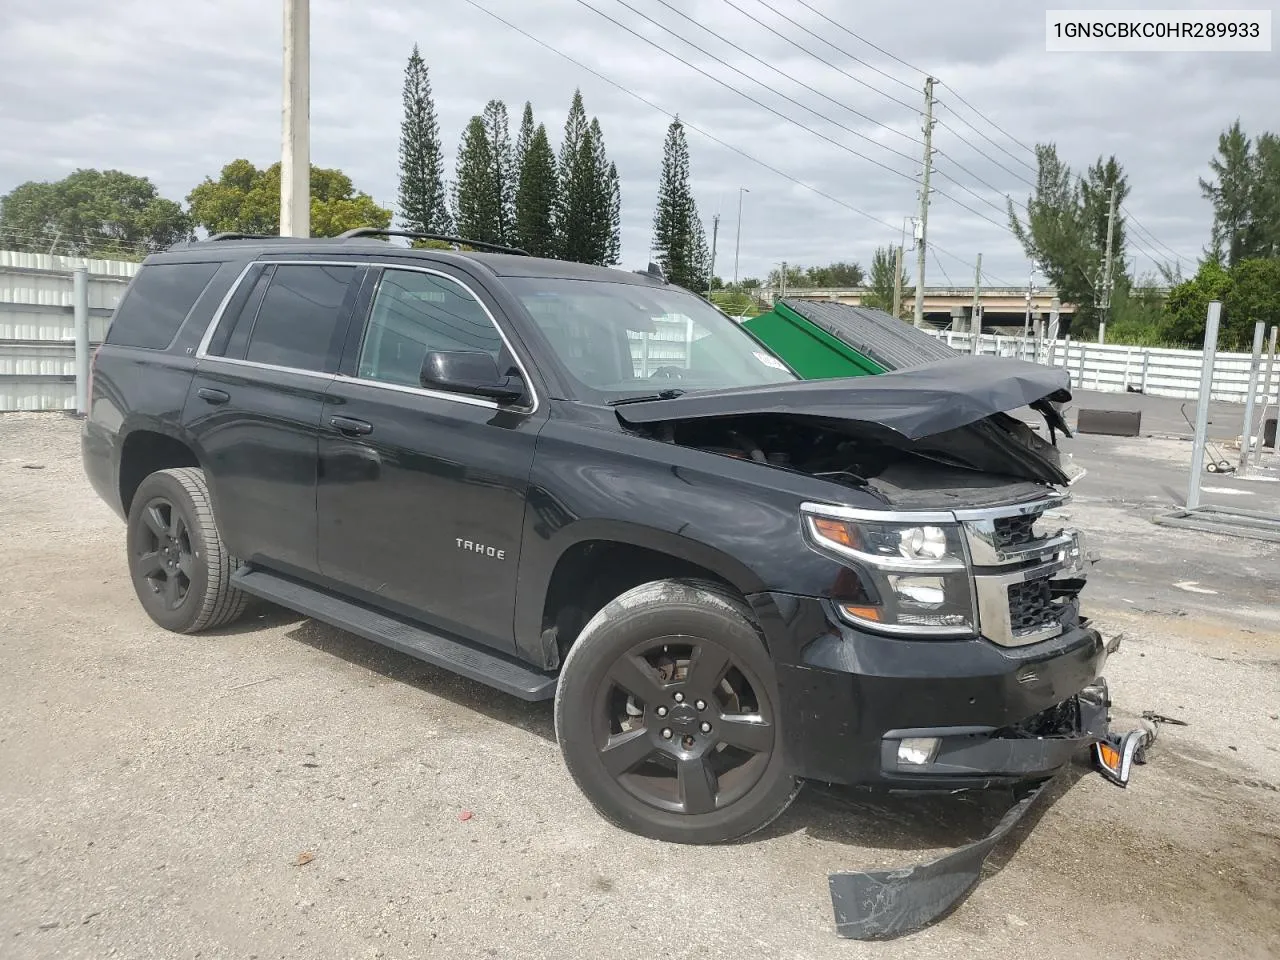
[
  {"left": 241, "top": 265, "right": 357, "bottom": 372},
  {"left": 106, "top": 261, "right": 220, "bottom": 349}
]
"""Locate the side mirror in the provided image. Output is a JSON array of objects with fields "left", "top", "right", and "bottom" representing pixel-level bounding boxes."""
[{"left": 421, "top": 350, "right": 525, "bottom": 403}]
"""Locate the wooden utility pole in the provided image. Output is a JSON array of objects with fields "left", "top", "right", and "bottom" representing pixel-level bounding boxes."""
[{"left": 891, "top": 245, "right": 904, "bottom": 319}]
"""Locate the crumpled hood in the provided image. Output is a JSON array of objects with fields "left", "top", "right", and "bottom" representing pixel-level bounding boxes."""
[{"left": 614, "top": 355, "right": 1072, "bottom": 441}]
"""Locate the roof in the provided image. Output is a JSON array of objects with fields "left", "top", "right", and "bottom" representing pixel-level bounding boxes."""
[
  {"left": 154, "top": 236, "right": 665, "bottom": 286},
  {"left": 779, "top": 299, "right": 958, "bottom": 370}
]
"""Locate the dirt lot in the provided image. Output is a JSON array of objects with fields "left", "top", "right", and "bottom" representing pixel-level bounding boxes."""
[{"left": 1, "top": 412, "right": 1278, "bottom": 960}]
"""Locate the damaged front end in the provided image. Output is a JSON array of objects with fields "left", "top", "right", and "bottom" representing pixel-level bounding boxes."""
[{"left": 615, "top": 356, "right": 1082, "bottom": 495}]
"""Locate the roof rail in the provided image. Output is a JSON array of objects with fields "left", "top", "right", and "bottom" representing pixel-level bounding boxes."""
[
  {"left": 206, "top": 232, "right": 275, "bottom": 241},
  {"left": 336, "top": 228, "right": 530, "bottom": 257}
]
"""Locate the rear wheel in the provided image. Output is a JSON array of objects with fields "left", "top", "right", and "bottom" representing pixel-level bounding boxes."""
[
  {"left": 125, "top": 467, "right": 248, "bottom": 633},
  {"left": 554, "top": 580, "right": 799, "bottom": 844}
]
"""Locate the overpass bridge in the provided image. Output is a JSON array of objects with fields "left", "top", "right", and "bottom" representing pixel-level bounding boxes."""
[{"left": 766, "top": 286, "right": 1076, "bottom": 331}]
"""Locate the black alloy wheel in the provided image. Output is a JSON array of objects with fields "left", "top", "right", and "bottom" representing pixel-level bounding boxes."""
[
  {"left": 555, "top": 580, "right": 800, "bottom": 844},
  {"left": 134, "top": 496, "right": 195, "bottom": 611},
  {"left": 594, "top": 635, "right": 775, "bottom": 817}
]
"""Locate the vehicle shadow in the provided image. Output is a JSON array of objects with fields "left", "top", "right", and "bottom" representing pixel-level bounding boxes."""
[
  {"left": 266, "top": 611, "right": 1092, "bottom": 861},
  {"left": 280, "top": 615, "right": 558, "bottom": 741}
]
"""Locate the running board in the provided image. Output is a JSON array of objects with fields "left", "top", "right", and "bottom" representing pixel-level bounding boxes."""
[{"left": 231, "top": 567, "right": 558, "bottom": 701}]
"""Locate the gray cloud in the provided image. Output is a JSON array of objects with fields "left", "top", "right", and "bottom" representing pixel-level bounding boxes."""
[{"left": 1, "top": 0, "right": 1273, "bottom": 285}]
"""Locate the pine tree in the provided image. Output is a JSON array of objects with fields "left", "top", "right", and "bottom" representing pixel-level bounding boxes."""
[
  {"left": 453, "top": 116, "right": 502, "bottom": 244},
  {"left": 650, "top": 117, "right": 707, "bottom": 289},
  {"left": 605, "top": 162, "right": 622, "bottom": 266},
  {"left": 480, "top": 99, "right": 515, "bottom": 244},
  {"left": 396, "top": 44, "right": 452, "bottom": 235},
  {"left": 515, "top": 102, "right": 535, "bottom": 180},
  {"left": 514, "top": 123, "right": 559, "bottom": 258},
  {"left": 554, "top": 90, "right": 591, "bottom": 260}
]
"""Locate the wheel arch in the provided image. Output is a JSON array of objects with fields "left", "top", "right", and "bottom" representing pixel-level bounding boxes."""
[
  {"left": 529, "top": 521, "right": 767, "bottom": 670},
  {"left": 117, "top": 425, "right": 203, "bottom": 516}
]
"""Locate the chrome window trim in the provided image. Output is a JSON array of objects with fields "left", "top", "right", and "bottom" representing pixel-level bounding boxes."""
[{"left": 194, "top": 259, "right": 539, "bottom": 414}]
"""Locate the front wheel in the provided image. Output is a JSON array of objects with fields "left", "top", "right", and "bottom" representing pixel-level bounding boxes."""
[{"left": 554, "top": 580, "right": 799, "bottom": 844}]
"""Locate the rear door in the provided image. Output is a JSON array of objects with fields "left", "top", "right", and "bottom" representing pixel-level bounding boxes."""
[
  {"left": 316, "top": 263, "right": 545, "bottom": 650},
  {"left": 185, "top": 261, "right": 363, "bottom": 574}
]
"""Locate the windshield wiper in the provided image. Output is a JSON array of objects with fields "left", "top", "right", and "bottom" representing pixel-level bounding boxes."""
[{"left": 607, "top": 389, "right": 686, "bottom": 406}]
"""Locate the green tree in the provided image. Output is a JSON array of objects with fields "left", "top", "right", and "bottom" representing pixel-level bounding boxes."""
[
  {"left": 187, "top": 160, "right": 390, "bottom": 237},
  {"left": 515, "top": 102, "right": 535, "bottom": 179},
  {"left": 0, "top": 168, "right": 189, "bottom": 259},
  {"left": 605, "top": 161, "right": 622, "bottom": 266},
  {"left": 396, "top": 44, "right": 452, "bottom": 235},
  {"left": 480, "top": 99, "right": 516, "bottom": 244},
  {"left": 1247, "top": 132, "right": 1280, "bottom": 260},
  {"left": 1160, "top": 257, "right": 1232, "bottom": 345},
  {"left": 514, "top": 122, "right": 558, "bottom": 257},
  {"left": 863, "top": 245, "right": 910, "bottom": 317},
  {"left": 1224, "top": 258, "right": 1280, "bottom": 344},
  {"left": 804, "top": 261, "right": 865, "bottom": 286},
  {"left": 651, "top": 117, "right": 709, "bottom": 289},
  {"left": 554, "top": 89, "right": 591, "bottom": 259},
  {"left": 453, "top": 116, "right": 502, "bottom": 244},
  {"left": 1199, "top": 120, "right": 1256, "bottom": 266}
]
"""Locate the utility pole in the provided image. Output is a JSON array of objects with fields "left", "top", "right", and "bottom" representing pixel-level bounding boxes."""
[
  {"left": 706, "top": 213, "right": 720, "bottom": 299},
  {"left": 913, "top": 77, "right": 936, "bottom": 328},
  {"left": 1099, "top": 183, "right": 1118, "bottom": 344},
  {"left": 779, "top": 261, "right": 788, "bottom": 300},
  {"left": 970, "top": 252, "right": 982, "bottom": 336},
  {"left": 280, "top": 0, "right": 310, "bottom": 238},
  {"left": 891, "top": 245, "right": 904, "bottom": 319},
  {"left": 733, "top": 187, "right": 749, "bottom": 285}
]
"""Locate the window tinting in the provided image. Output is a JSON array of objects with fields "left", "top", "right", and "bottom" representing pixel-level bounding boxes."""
[
  {"left": 243, "top": 265, "right": 356, "bottom": 372},
  {"left": 357, "top": 269, "right": 504, "bottom": 387},
  {"left": 106, "top": 262, "right": 220, "bottom": 350},
  {"left": 210, "top": 266, "right": 272, "bottom": 360}
]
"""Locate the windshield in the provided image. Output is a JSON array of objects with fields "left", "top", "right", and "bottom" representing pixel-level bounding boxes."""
[{"left": 505, "top": 277, "right": 797, "bottom": 401}]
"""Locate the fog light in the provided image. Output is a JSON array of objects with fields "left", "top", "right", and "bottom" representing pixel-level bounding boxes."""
[{"left": 897, "top": 737, "right": 941, "bottom": 766}]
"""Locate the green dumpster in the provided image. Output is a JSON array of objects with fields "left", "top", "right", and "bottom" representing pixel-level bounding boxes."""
[{"left": 743, "top": 299, "right": 956, "bottom": 378}]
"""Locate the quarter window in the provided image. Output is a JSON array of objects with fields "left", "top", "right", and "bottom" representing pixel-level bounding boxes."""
[
  {"left": 357, "top": 269, "right": 504, "bottom": 388},
  {"left": 106, "top": 261, "right": 220, "bottom": 350},
  {"left": 241, "top": 265, "right": 356, "bottom": 372}
]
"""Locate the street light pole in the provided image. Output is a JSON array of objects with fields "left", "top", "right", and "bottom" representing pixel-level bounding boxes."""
[
  {"left": 280, "top": 0, "right": 310, "bottom": 238},
  {"left": 733, "top": 187, "right": 749, "bottom": 285}
]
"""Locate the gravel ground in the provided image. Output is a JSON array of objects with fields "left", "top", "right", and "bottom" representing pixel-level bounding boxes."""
[{"left": 1, "top": 412, "right": 1277, "bottom": 960}]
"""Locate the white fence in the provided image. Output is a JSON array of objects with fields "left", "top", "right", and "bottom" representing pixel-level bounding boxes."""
[
  {"left": 0, "top": 250, "right": 138, "bottom": 411},
  {"left": 928, "top": 330, "right": 1277, "bottom": 405}
]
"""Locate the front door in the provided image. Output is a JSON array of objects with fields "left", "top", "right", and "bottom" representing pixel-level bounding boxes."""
[
  {"left": 185, "top": 261, "right": 362, "bottom": 573},
  {"left": 317, "top": 265, "right": 544, "bottom": 650}
]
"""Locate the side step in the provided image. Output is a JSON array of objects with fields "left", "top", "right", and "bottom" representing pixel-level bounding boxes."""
[{"left": 231, "top": 567, "right": 558, "bottom": 701}]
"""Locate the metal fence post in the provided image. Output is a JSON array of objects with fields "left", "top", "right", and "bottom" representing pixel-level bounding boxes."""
[
  {"left": 1076, "top": 343, "right": 1086, "bottom": 390},
  {"left": 73, "top": 266, "right": 90, "bottom": 415},
  {"left": 1239, "top": 321, "right": 1266, "bottom": 472},
  {"left": 1187, "top": 301, "right": 1222, "bottom": 511},
  {"left": 1267, "top": 326, "right": 1279, "bottom": 455},
  {"left": 1140, "top": 350, "right": 1150, "bottom": 393}
]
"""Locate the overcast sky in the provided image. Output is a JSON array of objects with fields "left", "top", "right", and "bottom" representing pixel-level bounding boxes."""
[{"left": 0, "top": 0, "right": 1274, "bottom": 286}]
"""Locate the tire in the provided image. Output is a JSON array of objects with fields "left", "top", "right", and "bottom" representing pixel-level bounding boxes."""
[
  {"left": 554, "top": 579, "right": 800, "bottom": 844},
  {"left": 125, "top": 467, "right": 248, "bottom": 633}
]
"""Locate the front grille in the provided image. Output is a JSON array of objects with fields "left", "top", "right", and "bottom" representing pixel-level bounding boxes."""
[
  {"left": 1007, "top": 577, "right": 1057, "bottom": 632},
  {"left": 993, "top": 513, "right": 1038, "bottom": 550}
]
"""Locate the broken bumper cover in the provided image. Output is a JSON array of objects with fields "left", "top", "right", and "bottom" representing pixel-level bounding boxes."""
[{"left": 747, "top": 593, "right": 1109, "bottom": 787}]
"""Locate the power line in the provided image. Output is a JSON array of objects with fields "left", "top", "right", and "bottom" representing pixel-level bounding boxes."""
[
  {"left": 648, "top": 0, "right": 922, "bottom": 147},
  {"left": 579, "top": 0, "right": 1029, "bottom": 246},
  {"left": 726, "top": 0, "right": 920, "bottom": 104},
  {"left": 938, "top": 81, "right": 1039, "bottom": 162},
  {"left": 461, "top": 0, "right": 1004, "bottom": 283},
  {"left": 935, "top": 120, "right": 1038, "bottom": 188},
  {"left": 790, "top": 0, "right": 929, "bottom": 80},
  {"left": 458, "top": 0, "right": 899, "bottom": 233},
  {"left": 930, "top": 246, "right": 955, "bottom": 286},
  {"left": 1122, "top": 206, "right": 1195, "bottom": 266},
  {"left": 574, "top": 0, "right": 919, "bottom": 177}
]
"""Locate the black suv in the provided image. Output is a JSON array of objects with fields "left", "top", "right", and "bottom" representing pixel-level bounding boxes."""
[{"left": 82, "top": 230, "right": 1108, "bottom": 844}]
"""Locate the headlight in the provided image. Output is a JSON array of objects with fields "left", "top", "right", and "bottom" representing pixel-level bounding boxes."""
[{"left": 803, "top": 507, "right": 976, "bottom": 637}]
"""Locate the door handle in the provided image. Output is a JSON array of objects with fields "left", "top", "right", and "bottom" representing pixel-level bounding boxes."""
[
  {"left": 197, "top": 387, "right": 230, "bottom": 405},
  {"left": 330, "top": 415, "right": 374, "bottom": 436}
]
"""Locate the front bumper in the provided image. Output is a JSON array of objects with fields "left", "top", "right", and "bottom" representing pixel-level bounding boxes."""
[{"left": 746, "top": 592, "right": 1109, "bottom": 788}]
